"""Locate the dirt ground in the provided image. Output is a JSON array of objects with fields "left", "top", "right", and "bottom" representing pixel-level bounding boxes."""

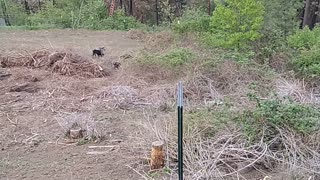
[{"left": 0, "top": 29, "right": 151, "bottom": 180}]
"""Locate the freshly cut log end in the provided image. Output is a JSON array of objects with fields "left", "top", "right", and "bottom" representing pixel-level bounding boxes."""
[{"left": 151, "top": 141, "right": 164, "bottom": 170}]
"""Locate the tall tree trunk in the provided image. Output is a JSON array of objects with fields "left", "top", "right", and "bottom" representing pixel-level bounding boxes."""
[
  {"left": 120, "top": 0, "right": 123, "bottom": 9},
  {"left": 315, "top": 0, "right": 320, "bottom": 25},
  {"left": 208, "top": 0, "right": 211, "bottom": 16},
  {"left": 303, "top": 0, "right": 312, "bottom": 27},
  {"left": 156, "top": 0, "right": 159, "bottom": 25},
  {"left": 24, "top": 0, "right": 30, "bottom": 14},
  {"left": 129, "top": 0, "right": 133, "bottom": 16},
  {"left": 176, "top": 0, "right": 182, "bottom": 16}
]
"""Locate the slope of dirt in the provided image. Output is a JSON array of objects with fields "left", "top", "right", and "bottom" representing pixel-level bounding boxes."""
[{"left": 0, "top": 30, "right": 147, "bottom": 180}]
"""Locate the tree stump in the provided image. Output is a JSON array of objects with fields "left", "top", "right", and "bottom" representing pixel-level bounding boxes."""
[
  {"left": 69, "top": 128, "right": 83, "bottom": 139},
  {"left": 151, "top": 141, "right": 164, "bottom": 170}
]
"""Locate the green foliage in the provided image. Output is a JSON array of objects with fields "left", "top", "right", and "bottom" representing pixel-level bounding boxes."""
[
  {"left": 172, "top": 8, "right": 211, "bottom": 34},
  {"left": 185, "top": 108, "right": 231, "bottom": 137},
  {"left": 72, "top": 0, "right": 108, "bottom": 29},
  {"left": 160, "top": 48, "right": 194, "bottom": 67},
  {"left": 252, "top": 0, "right": 301, "bottom": 61},
  {"left": 237, "top": 95, "right": 320, "bottom": 142},
  {"left": 209, "top": 0, "right": 265, "bottom": 49},
  {"left": 28, "top": 2, "right": 71, "bottom": 28},
  {"left": 89, "top": 9, "right": 143, "bottom": 30},
  {"left": 288, "top": 27, "right": 320, "bottom": 50},
  {"left": 287, "top": 27, "right": 320, "bottom": 77},
  {"left": 138, "top": 48, "right": 195, "bottom": 69},
  {"left": 293, "top": 47, "right": 320, "bottom": 77},
  {"left": 262, "top": 0, "right": 302, "bottom": 36},
  {"left": 3, "top": 0, "right": 142, "bottom": 30},
  {"left": 0, "top": 0, "right": 28, "bottom": 26},
  {"left": 224, "top": 50, "right": 255, "bottom": 63}
]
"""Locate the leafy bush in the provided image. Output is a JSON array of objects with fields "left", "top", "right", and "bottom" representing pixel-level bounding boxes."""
[
  {"left": 293, "top": 47, "right": 320, "bottom": 77},
  {"left": 262, "top": 0, "right": 301, "bottom": 37},
  {"left": 28, "top": 1, "right": 72, "bottom": 28},
  {"left": 90, "top": 9, "right": 143, "bottom": 30},
  {"left": 237, "top": 95, "right": 320, "bottom": 142},
  {"left": 172, "top": 8, "right": 210, "bottom": 34},
  {"left": 185, "top": 108, "right": 230, "bottom": 137},
  {"left": 258, "top": 0, "right": 301, "bottom": 57},
  {"left": 138, "top": 48, "right": 194, "bottom": 69},
  {"left": 287, "top": 27, "right": 320, "bottom": 77},
  {"left": 0, "top": 0, "right": 28, "bottom": 26},
  {"left": 5, "top": 0, "right": 142, "bottom": 30},
  {"left": 71, "top": 0, "right": 108, "bottom": 29},
  {"left": 288, "top": 27, "right": 320, "bottom": 50},
  {"left": 224, "top": 50, "right": 255, "bottom": 63},
  {"left": 209, "top": 0, "right": 265, "bottom": 49}
]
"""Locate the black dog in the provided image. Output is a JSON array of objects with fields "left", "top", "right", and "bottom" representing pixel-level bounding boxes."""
[
  {"left": 92, "top": 47, "right": 105, "bottom": 57},
  {"left": 113, "top": 62, "right": 121, "bottom": 69}
]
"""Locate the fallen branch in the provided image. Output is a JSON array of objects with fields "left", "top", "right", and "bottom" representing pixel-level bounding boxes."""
[{"left": 88, "top": 145, "right": 116, "bottom": 149}]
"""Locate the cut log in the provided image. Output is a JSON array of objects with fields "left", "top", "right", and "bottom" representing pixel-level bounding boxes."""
[
  {"left": 150, "top": 141, "right": 164, "bottom": 170},
  {"left": 69, "top": 128, "right": 83, "bottom": 139}
]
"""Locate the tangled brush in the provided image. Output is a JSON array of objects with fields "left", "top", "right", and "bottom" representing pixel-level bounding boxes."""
[{"left": 0, "top": 50, "right": 109, "bottom": 78}]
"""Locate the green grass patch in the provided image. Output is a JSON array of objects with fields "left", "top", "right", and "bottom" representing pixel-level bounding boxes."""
[{"left": 236, "top": 95, "right": 320, "bottom": 143}]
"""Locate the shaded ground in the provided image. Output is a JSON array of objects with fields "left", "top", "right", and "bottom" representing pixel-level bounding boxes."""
[{"left": 0, "top": 29, "right": 147, "bottom": 180}]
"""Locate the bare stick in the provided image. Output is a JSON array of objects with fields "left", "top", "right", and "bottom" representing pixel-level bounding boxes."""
[
  {"left": 25, "top": 134, "right": 39, "bottom": 142},
  {"left": 6, "top": 114, "right": 18, "bottom": 126},
  {"left": 46, "top": 37, "right": 54, "bottom": 49},
  {"left": 86, "top": 151, "right": 111, "bottom": 155},
  {"left": 25, "top": 50, "right": 38, "bottom": 66},
  {"left": 88, "top": 145, "right": 116, "bottom": 149}
]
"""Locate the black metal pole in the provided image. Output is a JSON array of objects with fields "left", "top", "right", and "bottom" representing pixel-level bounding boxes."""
[{"left": 177, "top": 81, "right": 183, "bottom": 180}]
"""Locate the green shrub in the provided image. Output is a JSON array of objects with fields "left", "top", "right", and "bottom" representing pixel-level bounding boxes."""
[
  {"left": 160, "top": 48, "right": 194, "bottom": 67},
  {"left": 172, "top": 8, "right": 211, "bottom": 34},
  {"left": 237, "top": 95, "right": 320, "bottom": 142},
  {"left": 138, "top": 48, "right": 195, "bottom": 69},
  {"left": 262, "top": 0, "right": 302, "bottom": 37},
  {"left": 6, "top": 0, "right": 142, "bottom": 30},
  {"left": 288, "top": 27, "right": 320, "bottom": 50},
  {"left": 28, "top": 2, "right": 72, "bottom": 28},
  {"left": 258, "top": 0, "right": 301, "bottom": 58},
  {"left": 209, "top": 0, "right": 265, "bottom": 49},
  {"left": 0, "top": 0, "right": 28, "bottom": 26},
  {"left": 294, "top": 47, "right": 320, "bottom": 77},
  {"left": 185, "top": 108, "right": 230, "bottom": 137},
  {"left": 72, "top": 0, "right": 107, "bottom": 29},
  {"left": 224, "top": 50, "right": 255, "bottom": 63}
]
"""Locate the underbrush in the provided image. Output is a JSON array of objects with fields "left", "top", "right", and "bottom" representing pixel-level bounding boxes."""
[
  {"left": 237, "top": 95, "right": 320, "bottom": 142},
  {"left": 137, "top": 95, "right": 320, "bottom": 179},
  {"left": 172, "top": 8, "right": 210, "bottom": 34},
  {"left": 132, "top": 48, "right": 195, "bottom": 82},
  {"left": 288, "top": 27, "right": 320, "bottom": 80},
  {"left": 131, "top": 40, "right": 319, "bottom": 178},
  {"left": 293, "top": 47, "right": 320, "bottom": 78}
]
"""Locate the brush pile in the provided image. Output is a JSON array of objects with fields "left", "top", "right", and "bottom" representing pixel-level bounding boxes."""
[{"left": 0, "top": 50, "right": 109, "bottom": 78}]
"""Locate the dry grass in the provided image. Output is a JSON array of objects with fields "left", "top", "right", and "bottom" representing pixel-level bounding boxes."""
[
  {"left": 275, "top": 77, "right": 320, "bottom": 106},
  {"left": 134, "top": 111, "right": 320, "bottom": 180},
  {"left": 55, "top": 112, "right": 102, "bottom": 140},
  {"left": 95, "top": 84, "right": 175, "bottom": 110}
]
